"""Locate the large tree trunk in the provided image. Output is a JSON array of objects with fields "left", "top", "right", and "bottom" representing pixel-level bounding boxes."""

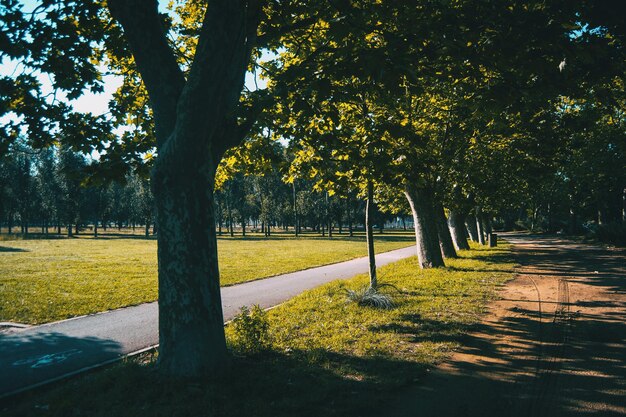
[
  {"left": 365, "top": 180, "right": 377, "bottom": 289},
  {"left": 434, "top": 203, "right": 457, "bottom": 258},
  {"left": 152, "top": 161, "right": 227, "bottom": 377},
  {"left": 405, "top": 185, "right": 445, "bottom": 268},
  {"left": 448, "top": 209, "right": 470, "bottom": 250},
  {"left": 109, "top": 0, "right": 262, "bottom": 378}
]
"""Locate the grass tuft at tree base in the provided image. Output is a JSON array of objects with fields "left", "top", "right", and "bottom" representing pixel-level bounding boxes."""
[{"left": 3, "top": 242, "right": 515, "bottom": 417}]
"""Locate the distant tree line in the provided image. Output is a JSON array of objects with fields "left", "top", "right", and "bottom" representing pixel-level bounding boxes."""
[
  {"left": 0, "top": 140, "right": 407, "bottom": 238},
  {"left": 0, "top": 141, "right": 153, "bottom": 236}
]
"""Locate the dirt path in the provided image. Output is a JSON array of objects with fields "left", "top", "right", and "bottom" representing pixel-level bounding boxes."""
[{"left": 385, "top": 234, "right": 626, "bottom": 417}]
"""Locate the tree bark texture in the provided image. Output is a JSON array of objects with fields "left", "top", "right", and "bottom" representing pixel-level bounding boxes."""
[
  {"left": 405, "top": 185, "right": 445, "bottom": 268},
  {"left": 366, "top": 180, "right": 377, "bottom": 289},
  {"left": 152, "top": 164, "right": 227, "bottom": 376},
  {"left": 434, "top": 203, "right": 457, "bottom": 258},
  {"left": 448, "top": 209, "right": 470, "bottom": 250},
  {"left": 109, "top": 0, "right": 263, "bottom": 377},
  {"left": 482, "top": 213, "right": 493, "bottom": 235},
  {"left": 465, "top": 217, "right": 479, "bottom": 242},
  {"left": 475, "top": 207, "right": 486, "bottom": 245}
]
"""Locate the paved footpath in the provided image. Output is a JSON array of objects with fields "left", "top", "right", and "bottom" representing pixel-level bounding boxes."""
[
  {"left": 0, "top": 245, "right": 416, "bottom": 398},
  {"left": 383, "top": 234, "right": 626, "bottom": 417}
]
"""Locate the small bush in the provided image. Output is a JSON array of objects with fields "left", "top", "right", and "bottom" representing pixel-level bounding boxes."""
[
  {"left": 346, "top": 285, "right": 394, "bottom": 309},
  {"left": 229, "top": 305, "right": 271, "bottom": 355}
]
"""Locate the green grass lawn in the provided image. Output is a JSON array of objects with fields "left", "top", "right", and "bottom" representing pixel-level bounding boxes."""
[
  {"left": 0, "top": 233, "right": 413, "bottom": 324},
  {"left": 3, "top": 242, "right": 515, "bottom": 417}
]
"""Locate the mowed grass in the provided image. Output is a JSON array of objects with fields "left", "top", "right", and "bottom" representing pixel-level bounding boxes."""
[
  {"left": 0, "top": 233, "right": 413, "bottom": 324},
  {"left": 3, "top": 243, "right": 515, "bottom": 417}
]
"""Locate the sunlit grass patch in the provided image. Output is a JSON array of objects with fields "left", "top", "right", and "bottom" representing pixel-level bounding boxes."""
[
  {"left": 0, "top": 233, "right": 413, "bottom": 324},
  {"left": 263, "top": 242, "right": 515, "bottom": 365}
]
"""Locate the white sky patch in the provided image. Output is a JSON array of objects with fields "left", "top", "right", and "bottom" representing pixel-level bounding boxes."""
[{"left": 71, "top": 73, "right": 123, "bottom": 115}]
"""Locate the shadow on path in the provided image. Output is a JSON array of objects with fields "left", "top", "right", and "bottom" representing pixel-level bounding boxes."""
[
  {"left": 0, "top": 332, "right": 123, "bottom": 398},
  {"left": 380, "top": 234, "right": 626, "bottom": 417}
]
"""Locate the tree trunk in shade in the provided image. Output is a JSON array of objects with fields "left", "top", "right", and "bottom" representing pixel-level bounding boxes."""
[
  {"left": 152, "top": 159, "right": 228, "bottom": 377},
  {"left": 466, "top": 216, "right": 479, "bottom": 242},
  {"left": 482, "top": 212, "right": 493, "bottom": 236},
  {"left": 405, "top": 185, "right": 445, "bottom": 268},
  {"left": 476, "top": 207, "right": 486, "bottom": 245},
  {"left": 108, "top": 0, "right": 262, "bottom": 377},
  {"left": 622, "top": 187, "right": 626, "bottom": 223},
  {"left": 434, "top": 203, "right": 457, "bottom": 258},
  {"left": 449, "top": 209, "right": 470, "bottom": 250}
]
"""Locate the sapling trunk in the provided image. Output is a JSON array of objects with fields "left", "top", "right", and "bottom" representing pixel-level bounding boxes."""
[
  {"left": 293, "top": 182, "right": 298, "bottom": 237},
  {"left": 366, "top": 179, "right": 377, "bottom": 289}
]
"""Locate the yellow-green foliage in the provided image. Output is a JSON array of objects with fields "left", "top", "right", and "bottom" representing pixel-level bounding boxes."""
[{"left": 0, "top": 233, "right": 412, "bottom": 324}]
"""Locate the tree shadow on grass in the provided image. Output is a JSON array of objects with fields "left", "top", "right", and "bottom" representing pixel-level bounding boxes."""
[
  {"left": 5, "top": 347, "right": 428, "bottom": 417},
  {"left": 6, "top": 302, "right": 626, "bottom": 417},
  {"left": 0, "top": 246, "right": 29, "bottom": 252}
]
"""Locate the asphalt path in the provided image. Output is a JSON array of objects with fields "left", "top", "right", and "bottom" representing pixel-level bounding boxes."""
[{"left": 0, "top": 245, "right": 416, "bottom": 398}]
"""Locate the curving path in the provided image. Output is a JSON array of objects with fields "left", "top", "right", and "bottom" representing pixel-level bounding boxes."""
[
  {"left": 0, "top": 245, "right": 416, "bottom": 398},
  {"left": 385, "top": 234, "right": 626, "bottom": 417}
]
